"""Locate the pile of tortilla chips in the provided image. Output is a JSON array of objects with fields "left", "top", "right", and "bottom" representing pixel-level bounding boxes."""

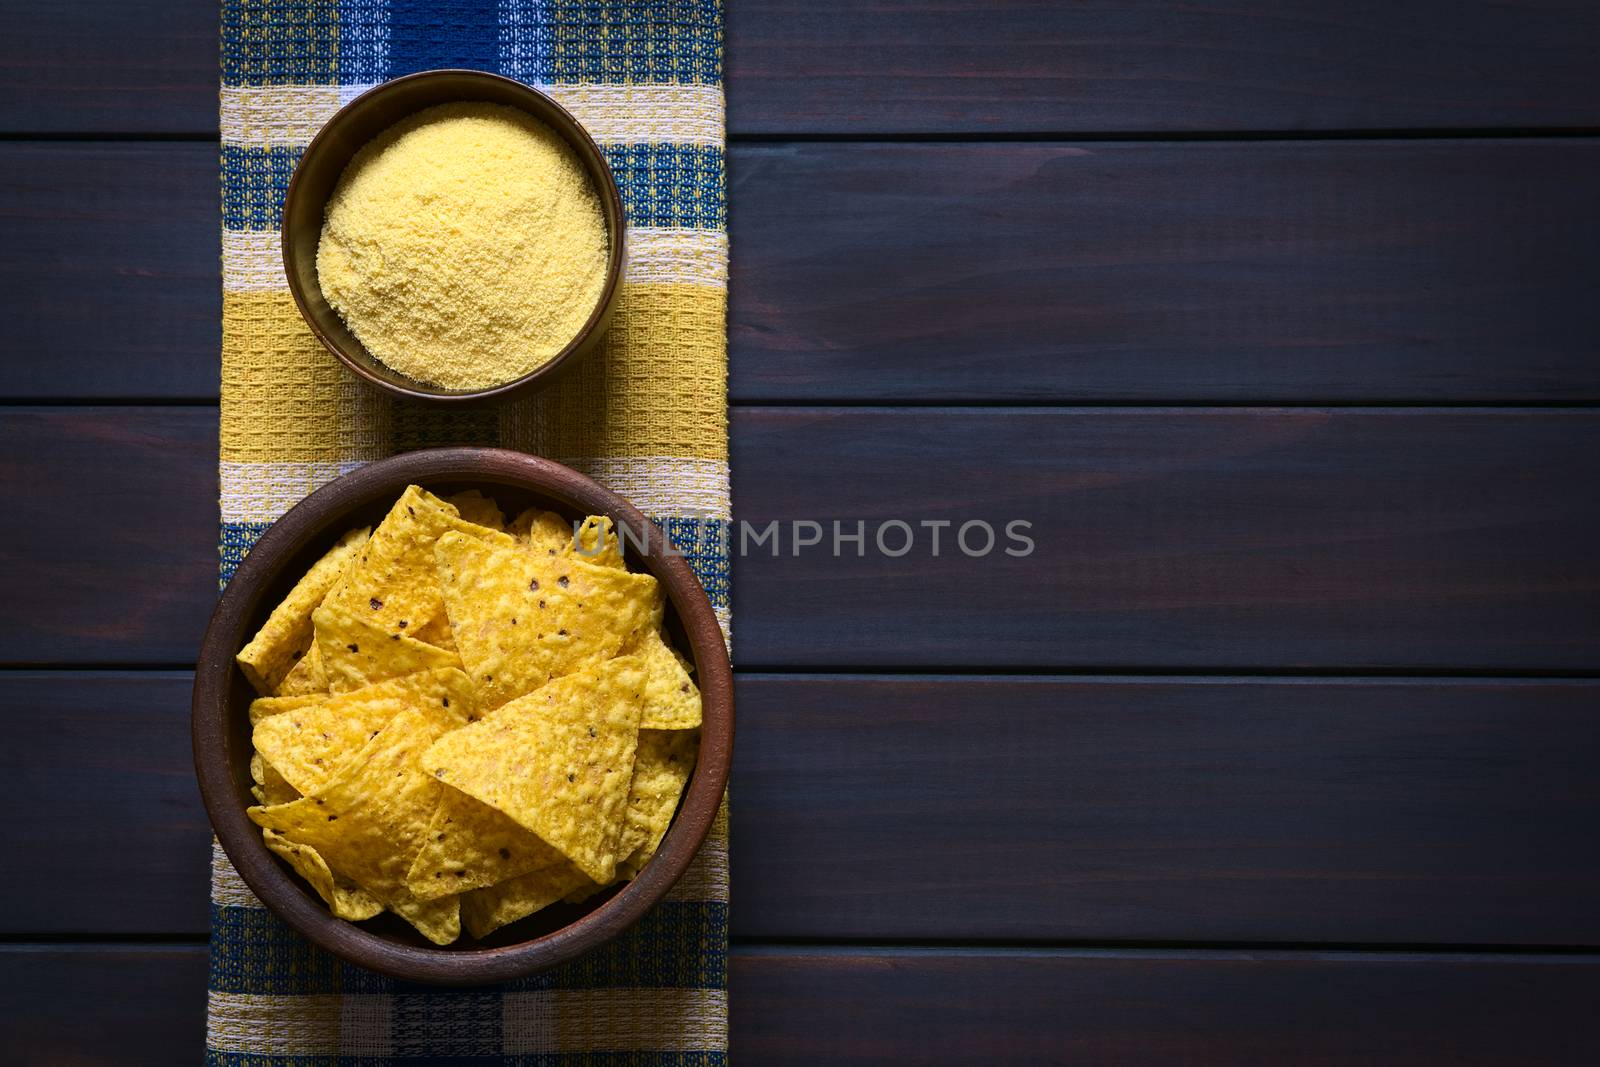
[{"left": 237, "top": 485, "right": 701, "bottom": 944}]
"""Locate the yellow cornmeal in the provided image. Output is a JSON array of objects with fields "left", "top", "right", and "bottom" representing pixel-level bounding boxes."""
[{"left": 316, "top": 102, "right": 608, "bottom": 390}]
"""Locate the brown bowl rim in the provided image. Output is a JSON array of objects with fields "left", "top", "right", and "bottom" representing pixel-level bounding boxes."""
[
  {"left": 192, "top": 448, "right": 733, "bottom": 985},
  {"left": 280, "top": 70, "right": 628, "bottom": 405}
]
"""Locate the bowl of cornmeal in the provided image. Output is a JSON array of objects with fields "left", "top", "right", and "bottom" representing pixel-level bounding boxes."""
[{"left": 281, "top": 70, "right": 626, "bottom": 403}]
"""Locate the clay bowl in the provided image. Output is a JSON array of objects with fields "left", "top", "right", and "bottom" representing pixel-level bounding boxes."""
[
  {"left": 192, "top": 448, "right": 731, "bottom": 984},
  {"left": 280, "top": 70, "right": 627, "bottom": 405}
]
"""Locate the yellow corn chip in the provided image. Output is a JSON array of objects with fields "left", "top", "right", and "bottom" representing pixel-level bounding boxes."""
[
  {"left": 251, "top": 751, "right": 301, "bottom": 806},
  {"left": 253, "top": 667, "right": 475, "bottom": 796},
  {"left": 275, "top": 641, "right": 327, "bottom": 696},
  {"left": 435, "top": 532, "right": 659, "bottom": 710},
  {"left": 423, "top": 659, "right": 647, "bottom": 883},
  {"left": 460, "top": 862, "right": 595, "bottom": 940},
  {"left": 616, "top": 728, "right": 698, "bottom": 868},
  {"left": 625, "top": 626, "right": 703, "bottom": 730},
  {"left": 325, "top": 485, "right": 513, "bottom": 645},
  {"left": 313, "top": 601, "right": 462, "bottom": 694},
  {"left": 568, "top": 515, "right": 623, "bottom": 568},
  {"left": 247, "top": 693, "right": 324, "bottom": 727},
  {"left": 262, "top": 828, "right": 383, "bottom": 921},
  {"left": 509, "top": 507, "right": 572, "bottom": 557},
  {"left": 250, "top": 704, "right": 463, "bottom": 944},
  {"left": 405, "top": 787, "right": 565, "bottom": 901},
  {"left": 236, "top": 527, "right": 369, "bottom": 694},
  {"left": 445, "top": 490, "right": 506, "bottom": 532}
]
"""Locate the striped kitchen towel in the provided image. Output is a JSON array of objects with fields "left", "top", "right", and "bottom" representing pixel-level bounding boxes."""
[{"left": 211, "top": 1, "right": 729, "bottom": 1061}]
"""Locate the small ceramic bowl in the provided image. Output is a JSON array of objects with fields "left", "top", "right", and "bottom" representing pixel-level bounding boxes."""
[
  {"left": 280, "top": 70, "right": 627, "bottom": 405},
  {"left": 192, "top": 449, "right": 731, "bottom": 984}
]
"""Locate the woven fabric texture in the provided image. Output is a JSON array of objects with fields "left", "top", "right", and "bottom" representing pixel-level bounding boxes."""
[{"left": 211, "top": 1, "right": 729, "bottom": 1061}]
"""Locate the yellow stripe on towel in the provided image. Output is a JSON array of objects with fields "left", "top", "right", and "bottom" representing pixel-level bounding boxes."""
[
  {"left": 221, "top": 291, "right": 390, "bottom": 464},
  {"left": 500, "top": 283, "right": 728, "bottom": 462}
]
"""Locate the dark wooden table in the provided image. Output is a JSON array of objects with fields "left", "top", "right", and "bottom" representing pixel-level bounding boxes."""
[{"left": 3, "top": 2, "right": 1600, "bottom": 1063}]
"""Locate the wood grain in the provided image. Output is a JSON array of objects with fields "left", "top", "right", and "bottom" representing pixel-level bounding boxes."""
[
  {"left": 9, "top": 672, "right": 1599, "bottom": 945},
  {"left": 0, "top": 0, "right": 214, "bottom": 134},
  {"left": 731, "top": 948, "right": 1600, "bottom": 1066},
  {"left": 0, "top": 408, "right": 218, "bottom": 664},
  {"left": 6, "top": 2, "right": 1600, "bottom": 134},
  {"left": 4, "top": 406, "right": 1597, "bottom": 671},
  {"left": 726, "top": 1, "right": 1600, "bottom": 135},
  {"left": 4, "top": 945, "right": 1597, "bottom": 1065},
  {"left": 730, "top": 407, "right": 1600, "bottom": 671},
  {"left": 0, "top": 673, "right": 210, "bottom": 933},
  {"left": 0, "top": 144, "right": 218, "bottom": 400},
  {"left": 731, "top": 676, "right": 1600, "bottom": 943},
  {"left": 0, "top": 946, "right": 207, "bottom": 1067},
  {"left": 729, "top": 141, "right": 1600, "bottom": 402},
  {"left": 6, "top": 141, "right": 1600, "bottom": 402}
]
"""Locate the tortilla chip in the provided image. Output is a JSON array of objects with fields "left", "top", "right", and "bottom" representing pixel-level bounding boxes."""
[
  {"left": 249, "top": 703, "right": 463, "bottom": 945},
  {"left": 460, "top": 862, "right": 595, "bottom": 940},
  {"left": 236, "top": 527, "right": 369, "bottom": 694},
  {"left": 275, "top": 641, "right": 328, "bottom": 696},
  {"left": 253, "top": 667, "right": 475, "bottom": 796},
  {"left": 247, "top": 693, "right": 324, "bottom": 728},
  {"left": 435, "top": 532, "right": 659, "bottom": 710},
  {"left": 423, "top": 658, "right": 647, "bottom": 883},
  {"left": 405, "top": 787, "right": 565, "bottom": 901},
  {"left": 616, "top": 728, "right": 698, "bottom": 868},
  {"left": 313, "top": 600, "right": 462, "bottom": 694},
  {"left": 262, "top": 828, "right": 383, "bottom": 921},
  {"left": 568, "top": 515, "right": 623, "bottom": 568},
  {"left": 251, "top": 751, "right": 301, "bottom": 806},
  {"left": 625, "top": 626, "right": 702, "bottom": 730},
  {"left": 445, "top": 490, "right": 506, "bottom": 532},
  {"left": 325, "top": 485, "right": 513, "bottom": 645},
  {"left": 509, "top": 507, "right": 572, "bottom": 557}
]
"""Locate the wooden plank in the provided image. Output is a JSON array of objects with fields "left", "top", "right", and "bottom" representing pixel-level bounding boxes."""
[
  {"left": 0, "top": 1, "right": 215, "bottom": 134},
  {"left": 0, "top": 144, "right": 218, "bottom": 400},
  {"left": 7, "top": 673, "right": 1598, "bottom": 945},
  {"left": 6, "top": 2, "right": 1600, "bottom": 134},
  {"left": 730, "top": 676, "right": 1600, "bottom": 943},
  {"left": 5, "top": 945, "right": 1598, "bottom": 1065},
  {"left": 0, "top": 673, "right": 209, "bottom": 933},
  {"left": 729, "top": 141, "right": 1600, "bottom": 402},
  {"left": 0, "top": 946, "right": 207, "bottom": 1067},
  {"left": 7, "top": 141, "right": 1600, "bottom": 403},
  {"left": 5, "top": 406, "right": 1597, "bottom": 671},
  {"left": 0, "top": 408, "right": 218, "bottom": 664},
  {"left": 727, "top": 1, "right": 1600, "bottom": 135},
  {"left": 731, "top": 948, "right": 1600, "bottom": 1066},
  {"left": 730, "top": 408, "right": 1600, "bottom": 671}
]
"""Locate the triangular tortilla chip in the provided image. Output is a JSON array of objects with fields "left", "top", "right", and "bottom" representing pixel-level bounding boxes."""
[
  {"left": 236, "top": 526, "right": 369, "bottom": 694},
  {"left": 568, "top": 515, "right": 623, "bottom": 568},
  {"left": 423, "top": 658, "right": 647, "bottom": 883},
  {"left": 247, "top": 693, "right": 324, "bottom": 727},
  {"left": 460, "top": 862, "right": 595, "bottom": 940},
  {"left": 250, "top": 751, "right": 301, "bottom": 806},
  {"left": 325, "top": 485, "right": 513, "bottom": 645},
  {"left": 275, "top": 640, "right": 327, "bottom": 696},
  {"left": 624, "top": 626, "right": 702, "bottom": 730},
  {"left": 249, "top": 704, "right": 463, "bottom": 944},
  {"left": 262, "top": 828, "right": 382, "bottom": 921},
  {"left": 405, "top": 786, "right": 565, "bottom": 901},
  {"left": 445, "top": 490, "right": 506, "bottom": 532},
  {"left": 616, "top": 728, "right": 698, "bottom": 869},
  {"left": 435, "top": 532, "right": 659, "bottom": 710},
  {"left": 509, "top": 507, "right": 572, "bottom": 557},
  {"left": 253, "top": 667, "right": 474, "bottom": 795},
  {"left": 313, "top": 600, "right": 461, "bottom": 694}
]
